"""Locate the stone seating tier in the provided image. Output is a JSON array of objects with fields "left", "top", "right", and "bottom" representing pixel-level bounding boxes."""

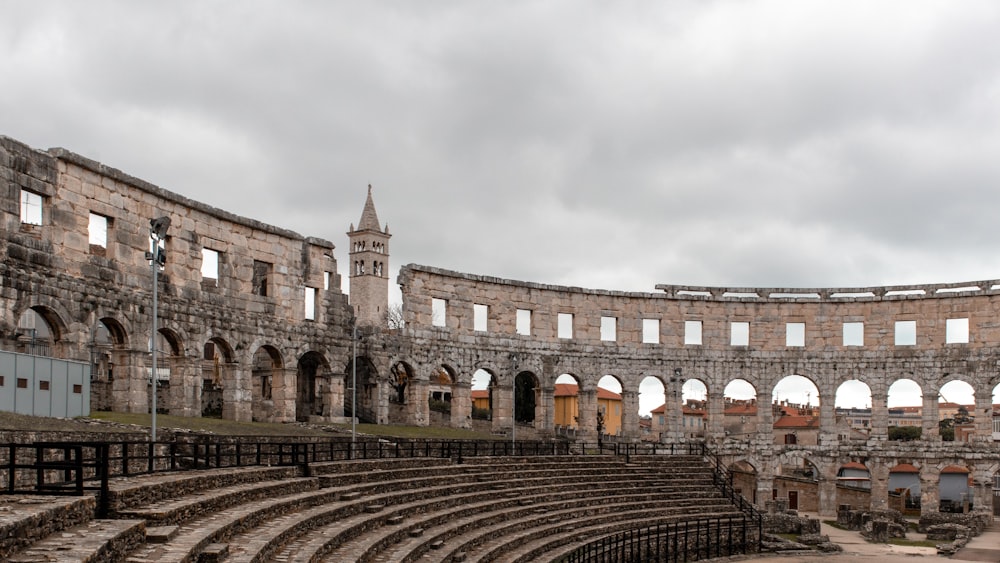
[{"left": 2, "top": 454, "right": 751, "bottom": 563}]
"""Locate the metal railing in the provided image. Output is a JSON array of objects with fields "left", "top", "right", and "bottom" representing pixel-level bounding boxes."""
[{"left": 559, "top": 515, "right": 757, "bottom": 562}]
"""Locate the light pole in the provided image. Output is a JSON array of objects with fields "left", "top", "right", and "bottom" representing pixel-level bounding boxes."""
[
  {"left": 351, "top": 323, "right": 358, "bottom": 449},
  {"left": 146, "top": 216, "right": 170, "bottom": 442}
]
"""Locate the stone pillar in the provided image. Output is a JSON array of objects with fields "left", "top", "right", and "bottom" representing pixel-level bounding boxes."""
[
  {"left": 756, "top": 474, "right": 774, "bottom": 509},
  {"left": 922, "top": 392, "right": 940, "bottom": 441},
  {"left": 757, "top": 386, "right": 775, "bottom": 446},
  {"left": 869, "top": 387, "right": 888, "bottom": 441},
  {"left": 621, "top": 390, "right": 639, "bottom": 439},
  {"left": 273, "top": 367, "right": 298, "bottom": 422},
  {"left": 221, "top": 362, "right": 251, "bottom": 422},
  {"left": 451, "top": 382, "right": 471, "bottom": 429},
  {"left": 919, "top": 469, "right": 937, "bottom": 515},
  {"left": 168, "top": 356, "right": 201, "bottom": 418},
  {"left": 578, "top": 388, "right": 598, "bottom": 440},
  {"left": 868, "top": 462, "right": 890, "bottom": 511},
  {"left": 113, "top": 350, "right": 148, "bottom": 414},
  {"left": 973, "top": 386, "right": 993, "bottom": 443},
  {"left": 492, "top": 380, "right": 513, "bottom": 435},
  {"left": 409, "top": 379, "right": 429, "bottom": 426},
  {"left": 706, "top": 390, "right": 725, "bottom": 442},
  {"left": 537, "top": 386, "right": 554, "bottom": 432},
  {"left": 328, "top": 371, "right": 345, "bottom": 419},
  {"left": 818, "top": 463, "right": 838, "bottom": 517},
  {"left": 665, "top": 375, "right": 683, "bottom": 442},
  {"left": 818, "top": 389, "right": 837, "bottom": 446},
  {"left": 972, "top": 468, "right": 994, "bottom": 514}
]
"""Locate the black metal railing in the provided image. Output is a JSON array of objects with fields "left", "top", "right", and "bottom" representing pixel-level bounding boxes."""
[{"left": 559, "top": 515, "right": 757, "bottom": 562}]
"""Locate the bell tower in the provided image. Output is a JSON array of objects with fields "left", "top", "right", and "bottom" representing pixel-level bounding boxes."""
[{"left": 347, "top": 185, "right": 391, "bottom": 327}]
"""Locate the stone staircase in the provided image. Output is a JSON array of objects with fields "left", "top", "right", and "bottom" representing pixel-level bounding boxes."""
[{"left": 1, "top": 454, "right": 753, "bottom": 562}]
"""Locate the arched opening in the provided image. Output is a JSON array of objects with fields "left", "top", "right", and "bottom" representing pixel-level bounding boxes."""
[
  {"left": 640, "top": 376, "right": 666, "bottom": 441},
  {"left": 252, "top": 346, "right": 282, "bottom": 421},
  {"left": 88, "top": 318, "right": 129, "bottom": 411},
  {"left": 150, "top": 328, "right": 177, "bottom": 415},
  {"left": 428, "top": 364, "right": 456, "bottom": 423},
  {"left": 296, "top": 351, "right": 329, "bottom": 421},
  {"left": 938, "top": 380, "right": 975, "bottom": 442},
  {"left": 470, "top": 368, "right": 494, "bottom": 422},
  {"left": 730, "top": 460, "right": 758, "bottom": 504},
  {"left": 598, "top": 375, "right": 624, "bottom": 436},
  {"left": 201, "top": 337, "right": 234, "bottom": 418},
  {"left": 514, "top": 371, "right": 538, "bottom": 425},
  {"left": 723, "top": 379, "right": 757, "bottom": 438},
  {"left": 888, "top": 463, "right": 921, "bottom": 515},
  {"left": 554, "top": 373, "right": 581, "bottom": 433},
  {"left": 887, "top": 379, "right": 923, "bottom": 440},
  {"left": 834, "top": 380, "right": 873, "bottom": 440},
  {"left": 938, "top": 465, "right": 972, "bottom": 513},
  {"left": 772, "top": 375, "right": 820, "bottom": 445},
  {"left": 681, "top": 379, "right": 707, "bottom": 438},
  {"left": 992, "top": 468, "right": 1000, "bottom": 517},
  {"left": 388, "top": 361, "right": 414, "bottom": 404},
  {"left": 16, "top": 307, "right": 59, "bottom": 357},
  {"left": 344, "top": 355, "right": 378, "bottom": 423}
]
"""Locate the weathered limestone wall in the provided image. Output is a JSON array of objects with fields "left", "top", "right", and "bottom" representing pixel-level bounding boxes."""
[
  {"left": 396, "top": 264, "right": 1000, "bottom": 516},
  {"left": 1, "top": 136, "right": 355, "bottom": 423}
]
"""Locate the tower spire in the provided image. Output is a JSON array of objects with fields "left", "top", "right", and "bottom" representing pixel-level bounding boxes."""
[{"left": 347, "top": 185, "right": 391, "bottom": 327}]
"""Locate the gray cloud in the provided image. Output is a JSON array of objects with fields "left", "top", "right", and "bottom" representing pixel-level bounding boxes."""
[{"left": 4, "top": 1, "right": 1000, "bottom": 297}]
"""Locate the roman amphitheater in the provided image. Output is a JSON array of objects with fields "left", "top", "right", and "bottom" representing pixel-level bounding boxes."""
[{"left": 2, "top": 135, "right": 999, "bottom": 560}]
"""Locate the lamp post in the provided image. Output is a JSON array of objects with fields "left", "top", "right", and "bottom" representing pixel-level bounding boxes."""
[
  {"left": 146, "top": 216, "right": 170, "bottom": 442},
  {"left": 351, "top": 323, "right": 358, "bottom": 450}
]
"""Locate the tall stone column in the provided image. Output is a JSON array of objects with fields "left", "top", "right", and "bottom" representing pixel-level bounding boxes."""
[
  {"left": 621, "top": 390, "right": 639, "bottom": 439},
  {"left": 818, "top": 389, "right": 837, "bottom": 446},
  {"left": 973, "top": 386, "right": 993, "bottom": 443},
  {"left": 922, "top": 392, "right": 940, "bottom": 441},
  {"left": 919, "top": 470, "right": 937, "bottom": 515},
  {"left": 578, "top": 388, "right": 598, "bottom": 440},
  {"left": 492, "top": 380, "right": 514, "bottom": 435},
  {"left": 536, "top": 386, "right": 554, "bottom": 433},
  {"left": 409, "top": 379, "right": 429, "bottom": 427},
  {"left": 868, "top": 461, "right": 890, "bottom": 511},
  {"left": 221, "top": 362, "right": 251, "bottom": 422},
  {"left": 113, "top": 350, "right": 148, "bottom": 414},
  {"left": 272, "top": 367, "right": 298, "bottom": 422},
  {"left": 706, "top": 390, "right": 725, "bottom": 442},
  {"left": 972, "top": 468, "right": 994, "bottom": 514},
  {"left": 451, "top": 382, "right": 471, "bottom": 429},
  {"left": 818, "top": 477, "right": 838, "bottom": 517},
  {"left": 665, "top": 372, "right": 683, "bottom": 442},
  {"left": 168, "top": 356, "right": 201, "bottom": 418},
  {"left": 328, "top": 371, "right": 345, "bottom": 419},
  {"left": 869, "top": 387, "right": 888, "bottom": 441},
  {"left": 756, "top": 385, "right": 775, "bottom": 446}
]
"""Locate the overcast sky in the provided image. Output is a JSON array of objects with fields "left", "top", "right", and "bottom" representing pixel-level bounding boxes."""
[
  {"left": 6, "top": 1, "right": 1000, "bottom": 300},
  {"left": 5, "top": 1, "right": 999, "bottom": 412}
]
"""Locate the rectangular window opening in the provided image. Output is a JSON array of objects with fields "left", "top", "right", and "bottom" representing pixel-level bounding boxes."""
[
  {"left": 88, "top": 213, "right": 108, "bottom": 249},
  {"left": 895, "top": 320, "right": 916, "bottom": 346},
  {"left": 600, "top": 316, "right": 617, "bottom": 342},
  {"left": 558, "top": 313, "right": 573, "bottom": 339},
  {"left": 39, "top": 380, "right": 50, "bottom": 391},
  {"left": 252, "top": 260, "right": 272, "bottom": 297},
  {"left": 431, "top": 298, "right": 447, "bottom": 327},
  {"left": 73, "top": 384, "right": 82, "bottom": 394},
  {"left": 304, "top": 287, "right": 316, "bottom": 320},
  {"left": 684, "top": 320, "right": 703, "bottom": 345},
  {"left": 642, "top": 319, "right": 660, "bottom": 344},
  {"left": 843, "top": 322, "right": 864, "bottom": 346},
  {"left": 17, "top": 378, "right": 28, "bottom": 389},
  {"left": 730, "top": 322, "right": 749, "bottom": 346},
  {"left": 786, "top": 322, "right": 805, "bottom": 347},
  {"left": 946, "top": 318, "right": 969, "bottom": 344},
  {"left": 516, "top": 309, "right": 531, "bottom": 336},
  {"left": 201, "top": 248, "right": 219, "bottom": 283},
  {"left": 473, "top": 304, "right": 488, "bottom": 332},
  {"left": 20, "top": 190, "right": 42, "bottom": 225}
]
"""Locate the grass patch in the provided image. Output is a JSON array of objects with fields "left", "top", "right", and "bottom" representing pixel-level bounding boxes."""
[
  {"left": 2, "top": 410, "right": 503, "bottom": 440},
  {"left": 823, "top": 520, "right": 848, "bottom": 530}
]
